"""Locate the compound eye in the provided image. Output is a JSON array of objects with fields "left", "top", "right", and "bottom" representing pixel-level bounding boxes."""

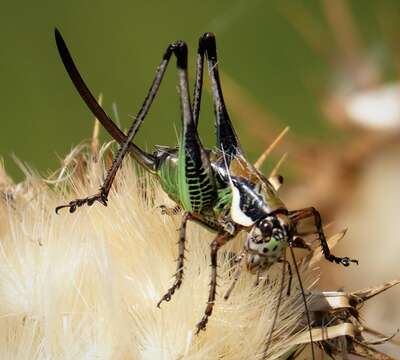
[{"left": 258, "top": 219, "right": 272, "bottom": 237}]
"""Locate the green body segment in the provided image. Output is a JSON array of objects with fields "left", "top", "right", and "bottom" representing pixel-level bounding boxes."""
[
  {"left": 177, "top": 137, "right": 193, "bottom": 212},
  {"left": 156, "top": 148, "right": 232, "bottom": 222},
  {"left": 265, "top": 236, "right": 287, "bottom": 260},
  {"left": 213, "top": 186, "right": 232, "bottom": 216},
  {"left": 156, "top": 129, "right": 217, "bottom": 214},
  {"left": 156, "top": 153, "right": 181, "bottom": 204}
]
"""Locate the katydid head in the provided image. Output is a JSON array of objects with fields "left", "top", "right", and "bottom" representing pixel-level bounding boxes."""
[{"left": 245, "top": 213, "right": 290, "bottom": 272}]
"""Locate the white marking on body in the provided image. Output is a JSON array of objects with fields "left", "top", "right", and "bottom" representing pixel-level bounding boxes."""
[
  {"left": 230, "top": 184, "right": 255, "bottom": 227},
  {"left": 220, "top": 145, "right": 255, "bottom": 227}
]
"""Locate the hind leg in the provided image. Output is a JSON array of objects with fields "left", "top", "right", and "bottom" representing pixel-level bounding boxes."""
[
  {"left": 192, "top": 33, "right": 243, "bottom": 162},
  {"left": 55, "top": 30, "right": 195, "bottom": 213}
]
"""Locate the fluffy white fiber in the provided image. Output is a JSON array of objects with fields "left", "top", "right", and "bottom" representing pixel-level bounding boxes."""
[
  {"left": 0, "top": 146, "right": 346, "bottom": 360},
  {"left": 0, "top": 146, "right": 316, "bottom": 360},
  {"left": 1, "top": 143, "right": 399, "bottom": 359}
]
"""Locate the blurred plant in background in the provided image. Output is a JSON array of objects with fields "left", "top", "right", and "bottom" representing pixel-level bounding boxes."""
[{"left": 213, "top": 1, "right": 400, "bottom": 357}]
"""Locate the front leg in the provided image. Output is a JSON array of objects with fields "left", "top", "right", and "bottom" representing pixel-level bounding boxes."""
[
  {"left": 289, "top": 207, "right": 358, "bottom": 266},
  {"left": 157, "top": 212, "right": 191, "bottom": 307},
  {"left": 196, "top": 232, "right": 231, "bottom": 334},
  {"left": 291, "top": 236, "right": 312, "bottom": 251}
]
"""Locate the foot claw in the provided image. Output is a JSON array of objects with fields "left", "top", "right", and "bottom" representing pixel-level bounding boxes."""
[
  {"left": 157, "top": 293, "right": 172, "bottom": 308},
  {"left": 337, "top": 256, "right": 358, "bottom": 267},
  {"left": 55, "top": 192, "right": 108, "bottom": 214},
  {"left": 195, "top": 317, "right": 208, "bottom": 335}
]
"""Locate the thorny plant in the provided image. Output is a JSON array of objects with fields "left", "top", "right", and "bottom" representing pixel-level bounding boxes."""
[{"left": 0, "top": 126, "right": 398, "bottom": 359}]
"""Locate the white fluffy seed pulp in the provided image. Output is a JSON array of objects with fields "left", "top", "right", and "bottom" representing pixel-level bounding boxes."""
[{"left": 0, "top": 153, "right": 316, "bottom": 360}]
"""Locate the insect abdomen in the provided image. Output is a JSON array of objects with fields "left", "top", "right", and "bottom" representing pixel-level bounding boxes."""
[
  {"left": 156, "top": 155, "right": 181, "bottom": 204},
  {"left": 156, "top": 150, "right": 216, "bottom": 215},
  {"left": 183, "top": 156, "right": 215, "bottom": 213}
]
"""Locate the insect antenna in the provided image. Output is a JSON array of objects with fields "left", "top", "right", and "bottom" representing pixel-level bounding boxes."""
[
  {"left": 289, "top": 246, "right": 316, "bottom": 360},
  {"left": 223, "top": 251, "right": 244, "bottom": 300},
  {"left": 220, "top": 144, "right": 233, "bottom": 186},
  {"left": 262, "top": 252, "right": 287, "bottom": 359}
]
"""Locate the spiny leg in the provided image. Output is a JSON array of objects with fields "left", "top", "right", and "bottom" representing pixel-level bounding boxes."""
[
  {"left": 158, "top": 204, "right": 182, "bottom": 216},
  {"left": 196, "top": 232, "right": 231, "bottom": 334},
  {"left": 55, "top": 30, "right": 190, "bottom": 213},
  {"left": 157, "top": 212, "right": 190, "bottom": 307},
  {"left": 289, "top": 207, "right": 358, "bottom": 266},
  {"left": 193, "top": 33, "right": 242, "bottom": 161}
]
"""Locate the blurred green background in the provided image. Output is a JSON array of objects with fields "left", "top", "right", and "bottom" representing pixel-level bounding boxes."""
[{"left": 0, "top": 0, "right": 398, "bottom": 179}]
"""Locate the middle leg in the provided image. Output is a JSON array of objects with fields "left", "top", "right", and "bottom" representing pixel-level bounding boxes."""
[
  {"left": 157, "top": 212, "right": 191, "bottom": 307},
  {"left": 196, "top": 232, "right": 231, "bottom": 334}
]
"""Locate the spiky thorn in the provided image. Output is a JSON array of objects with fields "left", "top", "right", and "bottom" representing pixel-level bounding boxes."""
[
  {"left": 254, "top": 126, "right": 290, "bottom": 170},
  {"left": 283, "top": 279, "right": 400, "bottom": 359}
]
